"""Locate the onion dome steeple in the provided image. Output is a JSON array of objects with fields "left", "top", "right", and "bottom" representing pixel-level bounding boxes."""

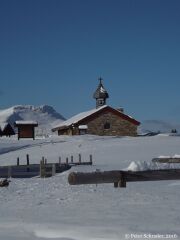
[{"left": 93, "top": 77, "right": 109, "bottom": 108}]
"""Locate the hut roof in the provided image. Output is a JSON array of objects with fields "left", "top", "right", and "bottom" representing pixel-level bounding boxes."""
[{"left": 14, "top": 121, "right": 38, "bottom": 126}]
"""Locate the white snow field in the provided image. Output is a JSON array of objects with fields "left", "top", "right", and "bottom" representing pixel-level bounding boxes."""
[{"left": 0, "top": 134, "right": 180, "bottom": 240}]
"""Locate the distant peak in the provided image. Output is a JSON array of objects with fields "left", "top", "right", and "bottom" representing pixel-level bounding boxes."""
[
  {"left": 39, "top": 105, "right": 56, "bottom": 113},
  {"left": 0, "top": 104, "right": 66, "bottom": 134}
]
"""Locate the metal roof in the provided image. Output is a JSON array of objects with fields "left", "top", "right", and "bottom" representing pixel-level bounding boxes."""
[{"left": 93, "top": 78, "right": 109, "bottom": 99}]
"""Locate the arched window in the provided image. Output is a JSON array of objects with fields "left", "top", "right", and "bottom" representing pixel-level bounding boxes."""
[
  {"left": 104, "top": 122, "right": 110, "bottom": 130},
  {"left": 98, "top": 99, "right": 104, "bottom": 106}
]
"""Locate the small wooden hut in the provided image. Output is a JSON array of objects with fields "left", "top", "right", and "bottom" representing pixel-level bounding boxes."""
[{"left": 14, "top": 121, "right": 38, "bottom": 140}]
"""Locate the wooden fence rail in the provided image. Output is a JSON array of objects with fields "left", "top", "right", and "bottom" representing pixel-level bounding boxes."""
[
  {"left": 0, "top": 153, "right": 93, "bottom": 178},
  {"left": 0, "top": 163, "right": 71, "bottom": 178},
  {"left": 68, "top": 169, "right": 180, "bottom": 188},
  {"left": 152, "top": 157, "right": 180, "bottom": 163}
]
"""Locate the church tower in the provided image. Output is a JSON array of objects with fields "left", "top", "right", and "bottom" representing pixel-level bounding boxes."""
[{"left": 93, "top": 77, "right": 109, "bottom": 108}]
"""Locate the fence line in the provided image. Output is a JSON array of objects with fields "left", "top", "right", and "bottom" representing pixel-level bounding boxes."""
[{"left": 0, "top": 153, "right": 93, "bottom": 178}]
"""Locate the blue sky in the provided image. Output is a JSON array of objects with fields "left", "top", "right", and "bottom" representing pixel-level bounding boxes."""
[{"left": 0, "top": 0, "right": 180, "bottom": 121}]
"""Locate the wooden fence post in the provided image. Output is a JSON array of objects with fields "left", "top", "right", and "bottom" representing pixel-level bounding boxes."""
[
  {"left": 114, "top": 174, "right": 126, "bottom": 188},
  {"left": 17, "top": 157, "right": 19, "bottom": 166},
  {"left": 79, "top": 154, "right": 81, "bottom": 163},
  {"left": 40, "top": 158, "right": 46, "bottom": 178},
  {"left": 90, "top": 154, "right": 92, "bottom": 164},
  {"left": 59, "top": 157, "right": 61, "bottom": 165},
  {"left": 118, "top": 173, "right": 126, "bottom": 188},
  {"left": 40, "top": 160, "right": 42, "bottom": 177},
  {"left": 52, "top": 164, "right": 56, "bottom": 176},
  {"left": 71, "top": 156, "right": 73, "bottom": 163},
  {"left": 8, "top": 166, "right": 12, "bottom": 178},
  {"left": 26, "top": 154, "right": 29, "bottom": 165},
  {"left": 26, "top": 154, "right": 30, "bottom": 172},
  {"left": 66, "top": 157, "right": 69, "bottom": 164}
]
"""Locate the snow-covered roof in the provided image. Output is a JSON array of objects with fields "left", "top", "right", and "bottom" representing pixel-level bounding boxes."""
[
  {"left": 100, "top": 86, "right": 106, "bottom": 93},
  {"left": 15, "top": 121, "right": 38, "bottom": 125},
  {"left": 53, "top": 105, "right": 107, "bottom": 130},
  {"left": 52, "top": 105, "right": 140, "bottom": 131}
]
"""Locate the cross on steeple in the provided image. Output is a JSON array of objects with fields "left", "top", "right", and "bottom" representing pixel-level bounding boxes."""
[{"left": 98, "top": 77, "right": 103, "bottom": 84}]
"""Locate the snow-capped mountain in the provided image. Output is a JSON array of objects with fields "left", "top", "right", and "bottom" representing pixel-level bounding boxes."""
[
  {"left": 0, "top": 105, "right": 66, "bottom": 134},
  {"left": 138, "top": 120, "right": 180, "bottom": 134}
]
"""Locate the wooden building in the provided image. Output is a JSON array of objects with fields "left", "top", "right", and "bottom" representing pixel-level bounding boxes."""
[
  {"left": 52, "top": 105, "right": 140, "bottom": 136},
  {"left": 0, "top": 123, "right": 15, "bottom": 137},
  {"left": 52, "top": 79, "right": 140, "bottom": 136},
  {"left": 14, "top": 121, "right": 38, "bottom": 140}
]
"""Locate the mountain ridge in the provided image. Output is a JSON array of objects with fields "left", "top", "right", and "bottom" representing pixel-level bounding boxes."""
[
  {"left": 138, "top": 119, "right": 180, "bottom": 134},
  {"left": 1, "top": 105, "right": 180, "bottom": 135},
  {"left": 0, "top": 105, "right": 66, "bottom": 134}
]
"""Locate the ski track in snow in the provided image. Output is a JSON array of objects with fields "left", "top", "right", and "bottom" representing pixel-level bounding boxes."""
[{"left": 0, "top": 138, "right": 67, "bottom": 156}]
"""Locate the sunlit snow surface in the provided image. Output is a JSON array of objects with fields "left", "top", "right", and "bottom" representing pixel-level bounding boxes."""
[{"left": 0, "top": 134, "right": 180, "bottom": 240}]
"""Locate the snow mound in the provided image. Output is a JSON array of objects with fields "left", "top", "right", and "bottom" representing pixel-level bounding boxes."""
[
  {"left": 0, "top": 105, "right": 65, "bottom": 134},
  {"left": 158, "top": 154, "right": 180, "bottom": 158},
  {"left": 126, "top": 160, "right": 180, "bottom": 171},
  {"left": 126, "top": 161, "right": 151, "bottom": 171}
]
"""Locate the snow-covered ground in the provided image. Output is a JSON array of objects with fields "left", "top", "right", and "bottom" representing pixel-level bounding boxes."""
[{"left": 0, "top": 134, "right": 180, "bottom": 240}]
